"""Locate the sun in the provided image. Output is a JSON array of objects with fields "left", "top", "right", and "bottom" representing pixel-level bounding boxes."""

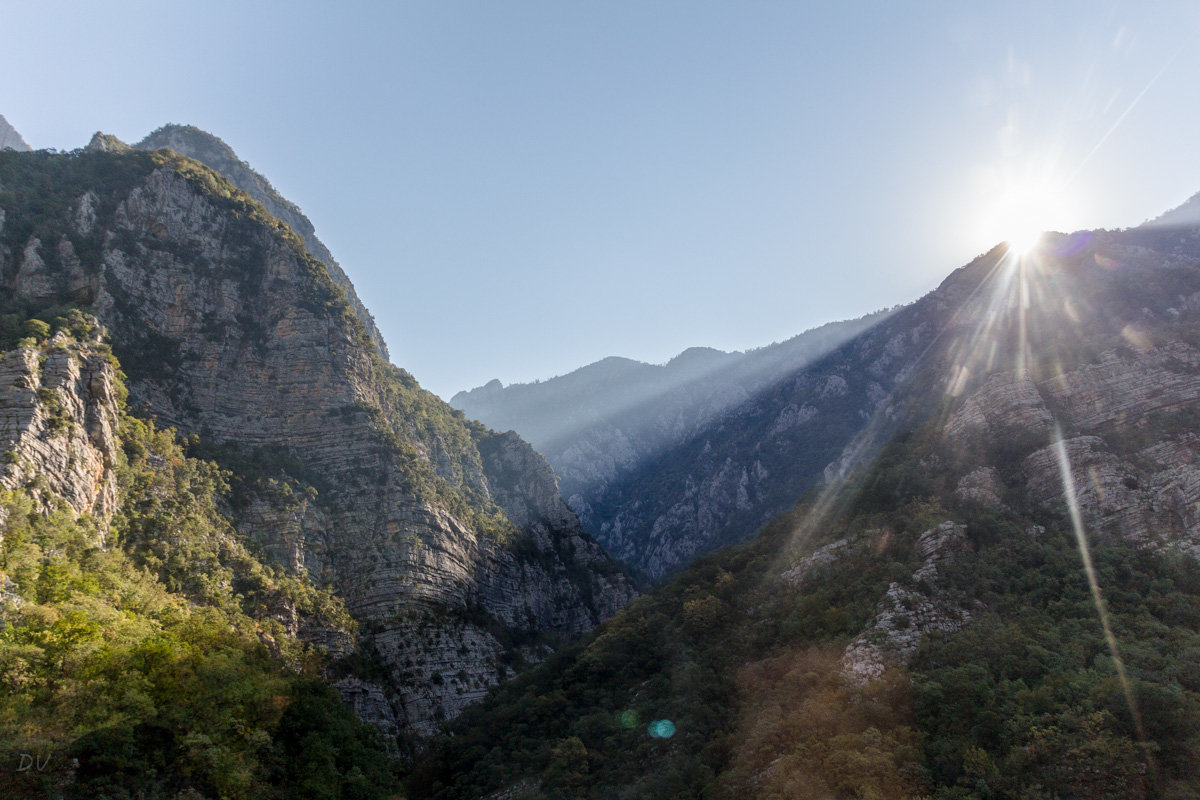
[
  {"left": 977, "top": 171, "right": 1073, "bottom": 258},
  {"left": 1005, "top": 222, "right": 1045, "bottom": 258}
]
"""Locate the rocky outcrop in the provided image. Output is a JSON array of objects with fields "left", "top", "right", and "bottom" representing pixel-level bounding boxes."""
[
  {"left": 946, "top": 371, "right": 1054, "bottom": 438},
  {"left": 133, "top": 124, "right": 389, "bottom": 360},
  {"left": 0, "top": 114, "right": 31, "bottom": 152},
  {"left": 779, "top": 535, "right": 857, "bottom": 585},
  {"left": 0, "top": 337, "right": 119, "bottom": 521},
  {"left": 841, "top": 522, "right": 972, "bottom": 683},
  {"left": 954, "top": 467, "right": 1005, "bottom": 509},
  {"left": 1042, "top": 343, "right": 1200, "bottom": 430}
]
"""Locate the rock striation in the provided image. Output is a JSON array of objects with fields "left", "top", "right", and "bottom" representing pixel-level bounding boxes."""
[
  {"left": 0, "top": 336, "right": 119, "bottom": 521},
  {"left": 133, "top": 123, "right": 389, "bottom": 360}
]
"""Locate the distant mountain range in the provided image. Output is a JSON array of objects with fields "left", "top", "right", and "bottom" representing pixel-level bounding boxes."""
[{"left": 452, "top": 310, "right": 895, "bottom": 576}]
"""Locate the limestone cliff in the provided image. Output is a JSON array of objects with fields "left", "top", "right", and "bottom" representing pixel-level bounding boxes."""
[
  {"left": 133, "top": 123, "right": 390, "bottom": 360},
  {"left": 0, "top": 142, "right": 635, "bottom": 742},
  {"left": 0, "top": 334, "right": 119, "bottom": 520}
]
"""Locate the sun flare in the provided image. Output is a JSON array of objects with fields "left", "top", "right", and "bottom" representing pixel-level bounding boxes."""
[{"left": 978, "top": 171, "right": 1074, "bottom": 258}]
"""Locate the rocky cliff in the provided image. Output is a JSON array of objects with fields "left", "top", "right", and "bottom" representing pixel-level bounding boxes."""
[
  {"left": 0, "top": 332, "right": 119, "bottom": 520},
  {"left": 0, "top": 140, "right": 635, "bottom": 742},
  {"left": 133, "top": 124, "right": 390, "bottom": 360}
]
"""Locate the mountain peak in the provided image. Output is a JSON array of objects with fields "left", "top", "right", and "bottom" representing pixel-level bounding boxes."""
[
  {"left": 0, "top": 113, "right": 32, "bottom": 151},
  {"left": 85, "top": 131, "right": 131, "bottom": 153},
  {"left": 133, "top": 123, "right": 391, "bottom": 360}
]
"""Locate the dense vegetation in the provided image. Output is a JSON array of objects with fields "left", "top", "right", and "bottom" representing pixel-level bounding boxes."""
[
  {"left": 0, "top": 333, "right": 402, "bottom": 799},
  {"left": 407, "top": 426, "right": 1200, "bottom": 799}
]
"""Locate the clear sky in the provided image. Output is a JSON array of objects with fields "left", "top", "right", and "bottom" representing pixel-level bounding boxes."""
[{"left": 3, "top": 1, "right": 1199, "bottom": 399}]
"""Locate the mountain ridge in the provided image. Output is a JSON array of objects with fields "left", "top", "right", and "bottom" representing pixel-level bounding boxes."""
[{"left": 132, "top": 123, "right": 390, "bottom": 360}]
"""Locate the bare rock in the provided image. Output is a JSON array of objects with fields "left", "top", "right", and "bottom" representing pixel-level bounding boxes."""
[
  {"left": 0, "top": 342, "right": 119, "bottom": 522},
  {"left": 842, "top": 522, "right": 972, "bottom": 683}
]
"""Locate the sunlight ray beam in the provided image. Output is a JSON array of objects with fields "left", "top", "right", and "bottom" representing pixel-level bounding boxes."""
[
  {"left": 1067, "top": 47, "right": 1181, "bottom": 184},
  {"left": 1052, "top": 425, "right": 1148, "bottom": 743}
]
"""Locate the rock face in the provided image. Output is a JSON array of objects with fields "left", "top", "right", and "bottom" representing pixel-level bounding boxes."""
[
  {"left": 0, "top": 142, "right": 635, "bottom": 741},
  {"left": 133, "top": 124, "right": 389, "bottom": 360},
  {"left": 841, "top": 522, "right": 973, "bottom": 683},
  {"left": 0, "top": 337, "right": 119, "bottom": 521},
  {"left": 0, "top": 114, "right": 31, "bottom": 152}
]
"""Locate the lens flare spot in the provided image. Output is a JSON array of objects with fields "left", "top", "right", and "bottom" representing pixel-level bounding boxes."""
[
  {"left": 647, "top": 719, "right": 675, "bottom": 739},
  {"left": 617, "top": 710, "right": 639, "bottom": 729}
]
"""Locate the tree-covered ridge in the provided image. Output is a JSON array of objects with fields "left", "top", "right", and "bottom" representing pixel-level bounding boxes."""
[{"left": 0, "top": 327, "right": 402, "bottom": 799}]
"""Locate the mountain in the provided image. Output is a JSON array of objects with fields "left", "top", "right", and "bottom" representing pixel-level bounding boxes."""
[
  {"left": 452, "top": 310, "right": 894, "bottom": 577},
  {"left": 0, "top": 114, "right": 31, "bottom": 152},
  {"left": 0, "top": 126, "right": 636, "bottom": 787},
  {"left": 409, "top": 208, "right": 1200, "bottom": 798},
  {"left": 131, "top": 123, "right": 390, "bottom": 360}
]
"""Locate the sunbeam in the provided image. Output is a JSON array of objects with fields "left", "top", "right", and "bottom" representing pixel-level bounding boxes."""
[{"left": 1052, "top": 424, "right": 1148, "bottom": 745}]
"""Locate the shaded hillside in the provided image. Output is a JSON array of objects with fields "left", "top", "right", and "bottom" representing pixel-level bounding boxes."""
[
  {"left": 0, "top": 140, "right": 636, "bottom": 751},
  {"left": 452, "top": 311, "right": 894, "bottom": 576},
  {"left": 408, "top": 213, "right": 1200, "bottom": 798},
  {"left": 563, "top": 259, "right": 1004, "bottom": 579}
]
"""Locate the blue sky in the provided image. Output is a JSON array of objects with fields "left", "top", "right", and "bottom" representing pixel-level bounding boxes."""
[{"left": 3, "top": 1, "right": 1200, "bottom": 399}]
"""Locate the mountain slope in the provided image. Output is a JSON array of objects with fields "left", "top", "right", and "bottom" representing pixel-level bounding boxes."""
[
  {"left": 0, "top": 139, "right": 635, "bottom": 746},
  {"left": 452, "top": 311, "right": 894, "bottom": 577},
  {"left": 408, "top": 211, "right": 1200, "bottom": 798}
]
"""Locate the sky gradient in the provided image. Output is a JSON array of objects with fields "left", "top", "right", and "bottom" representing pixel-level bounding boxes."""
[{"left": 3, "top": 1, "right": 1199, "bottom": 399}]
